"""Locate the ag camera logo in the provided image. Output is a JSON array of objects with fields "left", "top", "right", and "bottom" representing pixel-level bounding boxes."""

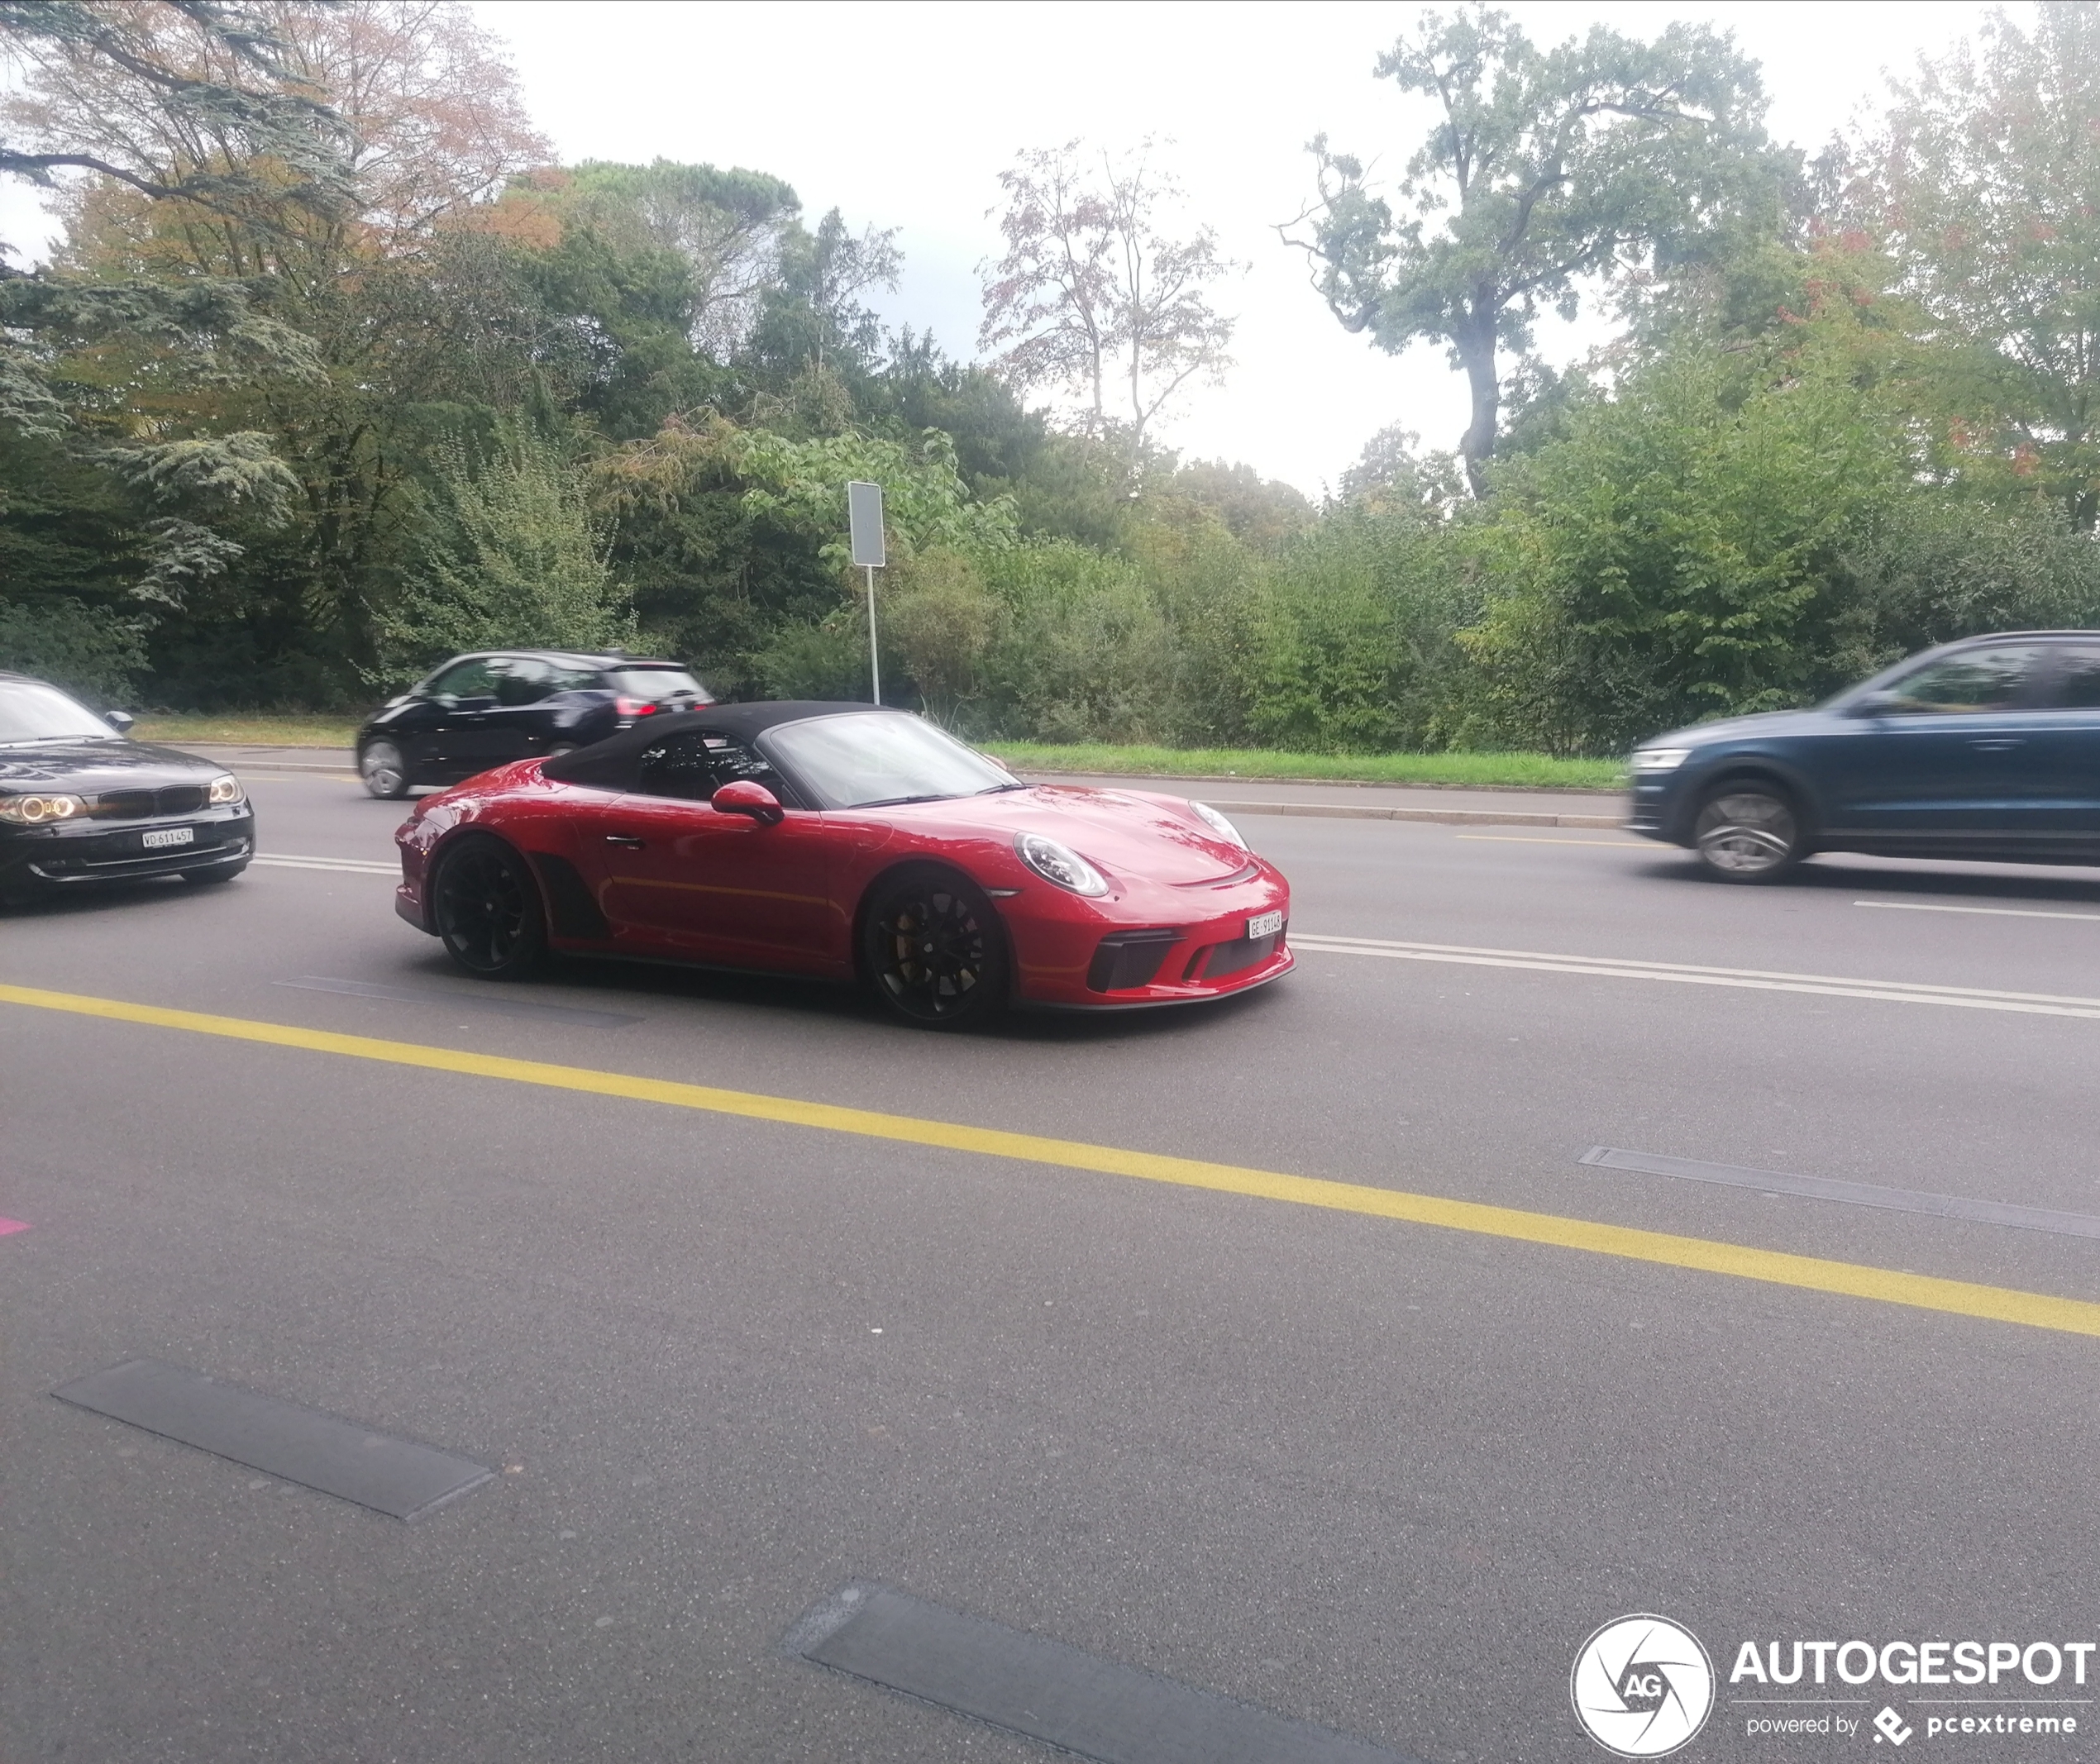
[{"left": 1572, "top": 1614, "right": 1716, "bottom": 1757}]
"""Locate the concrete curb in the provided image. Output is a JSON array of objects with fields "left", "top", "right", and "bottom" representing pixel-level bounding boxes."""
[
  {"left": 217, "top": 756, "right": 356, "bottom": 775},
  {"left": 1203, "top": 800, "right": 1625, "bottom": 830},
  {"left": 1007, "top": 766, "right": 1623, "bottom": 797}
]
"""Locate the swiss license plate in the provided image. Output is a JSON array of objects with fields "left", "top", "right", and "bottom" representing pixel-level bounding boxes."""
[
  {"left": 141, "top": 826, "right": 195, "bottom": 851},
  {"left": 1245, "top": 909, "right": 1283, "bottom": 940}
]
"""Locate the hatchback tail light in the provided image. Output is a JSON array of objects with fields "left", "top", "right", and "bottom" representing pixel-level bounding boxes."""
[{"left": 615, "top": 695, "right": 657, "bottom": 717}]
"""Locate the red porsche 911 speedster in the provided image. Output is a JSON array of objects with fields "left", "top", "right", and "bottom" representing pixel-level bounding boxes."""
[{"left": 393, "top": 701, "right": 1291, "bottom": 1026}]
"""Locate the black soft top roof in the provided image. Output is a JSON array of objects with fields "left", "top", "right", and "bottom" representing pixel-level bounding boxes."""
[{"left": 539, "top": 700, "right": 890, "bottom": 790}]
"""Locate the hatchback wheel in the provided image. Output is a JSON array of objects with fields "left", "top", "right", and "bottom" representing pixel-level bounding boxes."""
[
  {"left": 432, "top": 836, "right": 546, "bottom": 977},
  {"left": 861, "top": 866, "right": 1009, "bottom": 1028},
  {"left": 360, "top": 739, "right": 409, "bottom": 799},
  {"left": 1693, "top": 784, "right": 1804, "bottom": 881}
]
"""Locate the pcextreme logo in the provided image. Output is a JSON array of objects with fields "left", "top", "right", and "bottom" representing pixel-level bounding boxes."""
[{"left": 1572, "top": 1614, "right": 1717, "bottom": 1758}]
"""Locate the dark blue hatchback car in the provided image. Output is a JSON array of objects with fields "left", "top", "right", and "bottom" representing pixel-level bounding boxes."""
[{"left": 1630, "top": 631, "right": 2100, "bottom": 880}]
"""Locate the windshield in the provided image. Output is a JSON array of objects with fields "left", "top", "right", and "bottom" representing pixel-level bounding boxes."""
[
  {"left": 761, "top": 713, "right": 1013, "bottom": 809},
  {"left": 0, "top": 681, "right": 119, "bottom": 745}
]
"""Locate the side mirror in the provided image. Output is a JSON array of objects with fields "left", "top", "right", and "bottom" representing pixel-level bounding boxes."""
[
  {"left": 103, "top": 709, "right": 135, "bottom": 736},
  {"left": 1849, "top": 689, "right": 1901, "bottom": 718},
  {"left": 712, "top": 779, "right": 784, "bottom": 825}
]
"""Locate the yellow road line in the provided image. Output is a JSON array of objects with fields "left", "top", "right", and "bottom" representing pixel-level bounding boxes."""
[{"left": 4, "top": 979, "right": 2098, "bottom": 1339}]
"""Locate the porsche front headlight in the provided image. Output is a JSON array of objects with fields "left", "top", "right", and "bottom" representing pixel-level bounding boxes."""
[
  {"left": 1015, "top": 832, "right": 1109, "bottom": 897},
  {"left": 0, "top": 793, "right": 88, "bottom": 824},
  {"left": 1189, "top": 800, "right": 1247, "bottom": 849}
]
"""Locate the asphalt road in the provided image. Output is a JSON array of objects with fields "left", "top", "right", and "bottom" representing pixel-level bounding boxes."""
[{"left": 6, "top": 766, "right": 2100, "bottom": 1763}]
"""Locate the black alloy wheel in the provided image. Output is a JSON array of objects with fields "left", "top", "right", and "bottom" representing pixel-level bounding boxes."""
[
  {"left": 861, "top": 866, "right": 1009, "bottom": 1028},
  {"left": 360, "top": 739, "right": 409, "bottom": 799},
  {"left": 432, "top": 836, "right": 546, "bottom": 978},
  {"left": 1692, "top": 783, "right": 1805, "bottom": 882}
]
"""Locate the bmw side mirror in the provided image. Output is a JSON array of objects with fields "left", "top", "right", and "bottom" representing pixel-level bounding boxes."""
[
  {"left": 104, "top": 709, "right": 135, "bottom": 735},
  {"left": 712, "top": 779, "right": 784, "bottom": 825}
]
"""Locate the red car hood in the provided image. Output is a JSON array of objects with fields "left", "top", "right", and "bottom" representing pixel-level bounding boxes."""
[{"left": 901, "top": 784, "right": 1251, "bottom": 884}]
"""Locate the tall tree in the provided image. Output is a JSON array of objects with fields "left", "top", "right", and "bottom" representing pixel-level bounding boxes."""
[
  {"left": 980, "top": 140, "right": 1237, "bottom": 470},
  {"left": 551, "top": 160, "right": 801, "bottom": 360},
  {"left": 1283, "top": 5, "right": 1779, "bottom": 496},
  {"left": 1872, "top": 2, "right": 2100, "bottom": 529},
  {"left": 8, "top": 2, "right": 558, "bottom": 667},
  {"left": 1, "top": 0, "right": 346, "bottom": 222},
  {"left": 0, "top": 2, "right": 340, "bottom": 610},
  {"left": 751, "top": 206, "right": 900, "bottom": 377}
]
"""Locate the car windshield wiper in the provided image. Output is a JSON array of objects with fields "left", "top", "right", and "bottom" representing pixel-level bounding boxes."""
[
  {"left": 855, "top": 792, "right": 956, "bottom": 808},
  {"left": 976, "top": 780, "right": 1030, "bottom": 794}
]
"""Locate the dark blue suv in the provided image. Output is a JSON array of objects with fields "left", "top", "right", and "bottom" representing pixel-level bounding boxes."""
[{"left": 1629, "top": 632, "right": 2100, "bottom": 880}]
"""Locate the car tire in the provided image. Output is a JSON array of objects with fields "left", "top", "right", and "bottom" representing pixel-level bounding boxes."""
[
  {"left": 1692, "top": 783, "right": 1805, "bottom": 882},
  {"left": 360, "top": 739, "right": 409, "bottom": 799},
  {"left": 860, "top": 865, "right": 1009, "bottom": 1029},
  {"left": 431, "top": 834, "right": 547, "bottom": 979},
  {"left": 182, "top": 863, "right": 247, "bottom": 884}
]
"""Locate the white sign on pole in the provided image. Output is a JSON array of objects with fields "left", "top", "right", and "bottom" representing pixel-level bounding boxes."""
[
  {"left": 847, "top": 480, "right": 886, "bottom": 568},
  {"left": 847, "top": 480, "right": 885, "bottom": 703}
]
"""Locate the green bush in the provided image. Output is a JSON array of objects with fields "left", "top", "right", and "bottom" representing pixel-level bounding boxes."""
[
  {"left": 0, "top": 597, "right": 149, "bottom": 705},
  {"left": 376, "top": 415, "right": 636, "bottom": 684}
]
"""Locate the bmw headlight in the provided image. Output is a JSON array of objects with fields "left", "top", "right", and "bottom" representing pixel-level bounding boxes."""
[
  {"left": 207, "top": 773, "right": 244, "bottom": 805},
  {"left": 0, "top": 792, "right": 88, "bottom": 824},
  {"left": 1188, "top": 800, "right": 1247, "bottom": 849},
  {"left": 1630, "top": 747, "right": 1692, "bottom": 774},
  {"left": 1015, "top": 832, "right": 1109, "bottom": 896}
]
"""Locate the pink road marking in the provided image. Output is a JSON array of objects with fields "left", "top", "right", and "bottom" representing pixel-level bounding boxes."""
[{"left": 0, "top": 1218, "right": 29, "bottom": 1237}]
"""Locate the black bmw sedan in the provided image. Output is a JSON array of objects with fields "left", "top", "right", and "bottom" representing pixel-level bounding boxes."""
[
  {"left": 1629, "top": 630, "right": 2100, "bottom": 880},
  {"left": 0, "top": 673, "right": 254, "bottom": 906},
  {"left": 356, "top": 650, "right": 711, "bottom": 799}
]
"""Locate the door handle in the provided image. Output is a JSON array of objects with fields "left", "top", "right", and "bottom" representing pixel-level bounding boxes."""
[
  {"left": 1969, "top": 738, "right": 2025, "bottom": 751},
  {"left": 604, "top": 833, "right": 646, "bottom": 848}
]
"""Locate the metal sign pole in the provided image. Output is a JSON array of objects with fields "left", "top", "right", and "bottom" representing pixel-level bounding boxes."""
[{"left": 866, "top": 563, "right": 881, "bottom": 706}]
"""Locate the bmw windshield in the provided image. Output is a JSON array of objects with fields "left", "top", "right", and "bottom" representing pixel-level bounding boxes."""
[{"left": 0, "top": 681, "right": 120, "bottom": 745}]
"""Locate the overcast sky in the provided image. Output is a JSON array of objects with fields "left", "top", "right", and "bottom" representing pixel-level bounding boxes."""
[
  {"left": 2, "top": 2, "right": 2002, "bottom": 494},
  {"left": 470, "top": 0, "right": 1993, "bottom": 494}
]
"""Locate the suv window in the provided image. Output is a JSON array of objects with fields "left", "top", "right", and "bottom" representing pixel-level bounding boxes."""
[
  {"left": 610, "top": 667, "right": 709, "bottom": 703},
  {"left": 1880, "top": 646, "right": 2044, "bottom": 714},
  {"left": 2042, "top": 646, "right": 2100, "bottom": 710},
  {"left": 427, "top": 657, "right": 500, "bottom": 701},
  {"left": 636, "top": 731, "right": 787, "bottom": 803},
  {"left": 494, "top": 657, "right": 553, "bottom": 706}
]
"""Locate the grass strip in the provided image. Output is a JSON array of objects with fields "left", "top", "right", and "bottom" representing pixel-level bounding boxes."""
[
  {"left": 982, "top": 741, "right": 1624, "bottom": 791},
  {"left": 132, "top": 714, "right": 362, "bottom": 748}
]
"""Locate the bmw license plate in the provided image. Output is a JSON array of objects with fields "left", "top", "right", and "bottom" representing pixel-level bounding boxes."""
[
  {"left": 141, "top": 826, "right": 195, "bottom": 851},
  {"left": 1245, "top": 909, "right": 1283, "bottom": 939}
]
